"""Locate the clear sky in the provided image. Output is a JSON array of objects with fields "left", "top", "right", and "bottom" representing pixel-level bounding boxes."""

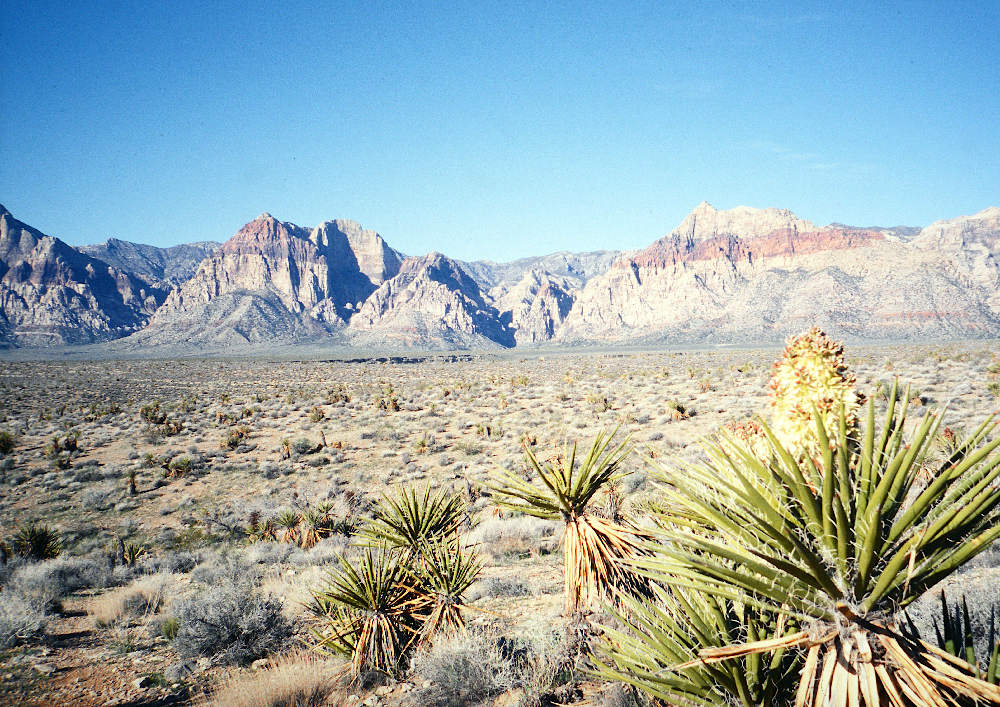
[{"left": 1, "top": 1, "right": 998, "bottom": 261}]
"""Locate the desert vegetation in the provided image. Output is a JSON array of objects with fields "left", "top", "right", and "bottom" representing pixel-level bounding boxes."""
[{"left": 0, "top": 339, "right": 998, "bottom": 705}]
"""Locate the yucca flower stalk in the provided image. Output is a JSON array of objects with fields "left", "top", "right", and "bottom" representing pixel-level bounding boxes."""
[
  {"left": 489, "top": 429, "right": 651, "bottom": 614},
  {"left": 310, "top": 546, "right": 430, "bottom": 679},
  {"left": 632, "top": 381, "right": 1000, "bottom": 706},
  {"left": 769, "top": 327, "right": 862, "bottom": 462},
  {"left": 363, "top": 484, "right": 465, "bottom": 556}
]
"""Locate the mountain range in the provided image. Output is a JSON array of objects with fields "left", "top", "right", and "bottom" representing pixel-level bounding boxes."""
[{"left": 1, "top": 201, "right": 998, "bottom": 351}]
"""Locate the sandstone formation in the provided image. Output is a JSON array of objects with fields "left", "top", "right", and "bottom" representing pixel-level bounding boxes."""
[
  {"left": 138, "top": 214, "right": 404, "bottom": 345},
  {"left": 0, "top": 205, "right": 168, "bottom": 347},
  {"left": 2, "top": 201, "right": 998, "bottom": 351},
  {"left": 349, "top": 253, "right": 513, "bottom": 348},
  {"left": 557, "top": 203, "right": 1000, "bottom": 345}
]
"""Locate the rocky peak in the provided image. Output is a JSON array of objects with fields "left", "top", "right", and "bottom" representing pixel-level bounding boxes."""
[
  {"left": 310, "top": 219, "right": 403, "bottom": 286},
  {"left": 0, "top": 206, "right": 168, "bottom": 346},
  {"left": 672, "top": 202, "right": 817, "bottom": 244}
]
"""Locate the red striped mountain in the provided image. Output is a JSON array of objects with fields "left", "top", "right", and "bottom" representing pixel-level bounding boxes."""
[
  {"left": 557, "top": 203, "right": 1000, "bottom": 344},
  {"left": 0, "top": 205, "right": 169, "bottom": 346}
]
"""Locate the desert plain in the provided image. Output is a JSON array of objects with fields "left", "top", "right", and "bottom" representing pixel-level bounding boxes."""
[{"left": 1, "top": 341, "right": 999, "bottom": 707}]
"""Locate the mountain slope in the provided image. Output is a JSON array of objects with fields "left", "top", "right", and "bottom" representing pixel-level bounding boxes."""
[
  {"left": 557, "top": 203, "right": 1000, "bottom": 344},
  {"left": 349, "top": 253, "right": 513, "bottom": 348},
  {"left": 78, "top": 238, "right": 220, "bottom": 287},
  {"left": 0, "top": 205, "right": 169, "bottom": 347}
]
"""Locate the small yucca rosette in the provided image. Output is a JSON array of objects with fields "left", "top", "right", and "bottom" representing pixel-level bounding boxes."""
[{"left": 769, "top": 327, "right": 862, "bottom": 458}]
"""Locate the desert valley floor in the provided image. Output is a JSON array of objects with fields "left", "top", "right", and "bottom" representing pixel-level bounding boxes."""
[{"left": 1, "top": 342, "right": 999, "bottom": 706}]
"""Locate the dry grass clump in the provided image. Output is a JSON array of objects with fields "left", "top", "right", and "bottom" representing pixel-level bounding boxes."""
[
  {"left": 87, "top": 573, "right": 175, "bottom": 627},
  {"left": 200, "top": 651, "right": 344, "bottom": 707}
]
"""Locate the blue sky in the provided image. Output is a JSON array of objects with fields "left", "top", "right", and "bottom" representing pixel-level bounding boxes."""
[{"left": 2, "top": 1, "right": 998, "bottom": 261}]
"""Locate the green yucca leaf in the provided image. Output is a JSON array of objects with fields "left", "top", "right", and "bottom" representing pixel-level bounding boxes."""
[
  {"left": 650, "top": 391, "right": 1000, "bottom": 621},
  {"left": 488, "top": 427, "right": 629, "bottom": 520},
  {"left": 363, "top": 484, "right": 465, "bottom": 553}
]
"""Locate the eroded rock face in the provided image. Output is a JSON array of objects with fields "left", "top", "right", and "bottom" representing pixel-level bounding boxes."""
[
  {"left": 496, "top": 270, "right": 577, "bottom": 345},
  {"left": 3, "top": 202, "right": 999, "bottom": 350},
  {"left": 143, "top": 213, "right": 405, "bottom": 343},
  {"left": 350, "top": 253, "right": 514, "bottom": 348},
  {"left": 0, "top": 205, "right": 169, "bottom": 346},
  {"left": 558, "top": 204, "right": 1000, "bottom": 344}
]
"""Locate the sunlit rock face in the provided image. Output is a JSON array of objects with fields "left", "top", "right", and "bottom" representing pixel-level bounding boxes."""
[
  {"left": 0, "top": 205, "right": 169, "bottom": 346},
  {"left": 556, "top": 203, "right": 1000, "bottom": 345}
]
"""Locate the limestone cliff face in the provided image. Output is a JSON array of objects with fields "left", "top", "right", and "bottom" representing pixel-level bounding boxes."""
[
  {"left": 142, "top": 213, "right": 404, "bottom": 343},
  {"left": 496, "top": 270, "right": 577, "bottom": 345},
  {"left": 0, "top": 205, "right": 168, "bottom": 346},
  {"left": 558, "top": 203, "right": 1000, "bottom": 344},
  {"left": 350, "top": 253, "right": 513, "bottom": 348},
  {"left": 912, "top": 207, "right": 1000, "bottom": 315}
]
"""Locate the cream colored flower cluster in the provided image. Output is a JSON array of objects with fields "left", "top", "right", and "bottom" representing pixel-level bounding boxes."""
[{"left": 768, "top": 327, "right": 862, "bottom": 459}]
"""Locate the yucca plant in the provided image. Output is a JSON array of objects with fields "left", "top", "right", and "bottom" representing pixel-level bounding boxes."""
[
  {"left": 300, "top": 509, "right": 328, "bottom": 549},
  {"left": 624, "top": 372, "right": 1000, "bottom": 705},
  {"left": 310, "top": 546, "right": 430, "bottom": 679},
  {"left": 904, "top": 591, "right": 1000, "bottom": 686},
  {"left": 594, "top": 583, "right": 801, "bottom": 706},
  {"left": 122, "top": 542, "right": 146, "bottom": 566},
  {"left": 489, "top": 429, "right": 651, "bottom": 614},
  {"left": 13, "top": 523, "right": 62, "bottom": 560},
  {"left": 275, "top": 509, "right": 301, "bottom": 544},
  {"left": 411, "top": 538, "right": 483, "bottom": 639},
  {"left": 363, "top": 484, "right": 465, "bottom": 555}
]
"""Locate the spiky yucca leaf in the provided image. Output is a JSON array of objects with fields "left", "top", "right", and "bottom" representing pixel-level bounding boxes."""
[
  {"left": 904, "top": 591, "right": 1000, "bottom": 686},
  {"left": 630, "top": 386, "right": 1000, "bottom": 705},
  {"left": 363, "top": 484, "right": 465, "bottom": 554},
  {"left": 14, "top": 523, "right": 62, "bottom": 560},
  {"left": 411, "top": 538, "right": 483, "bottom": 639},
  {"left": 489, "top": 429, "right": 652, "bottom": 613},
  {"left": 310, "top": 547, "right": 430, "bottom": 679},
  {"left": 275, "top": 509, "right": 301, "bottom": 544},
  {"left": 593, "top": 583, "right": 801, "bottom": 706},
  {"left": 489, "top": 428, "right": 629, "bottom": 521}
]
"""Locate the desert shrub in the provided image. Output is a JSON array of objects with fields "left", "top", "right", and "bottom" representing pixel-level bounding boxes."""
[
  {"left": 408, "top": 623, "right": 566, "bottom": 707},
  {"left": 89, "top": 573, "right": 174, "bottom": 627},
  {"left": 173, "top": 571, "right": 293, "bottom": 665},
  {"left": 169, "top": 456, "right": 193, "bottom": 474},
  {"left": 473, "top": 577, "right": 530, "bottom": 599},
  {"left": 202, "top": 651, "right": 340, "bottom": 707},
  {"left": 6, "top": 555, "right": 111, "bottom": 608},
  {"left": 290, "top": 437, "right": 321, "bottom": 455},
  {"left": 0, "top": 429, "right": 15, "bottom": 455},
  {"left": 139, "top": 402, "right": 168, "bottom": 425},
  {"left": 141, "top": 549, "right": 203, "bottom": 574},
  {"left": 242, "top": 541, "right": 296, "bottom": 566},
  {"left": 0, "top": 590, "right": 47, "bottom": 648}
]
